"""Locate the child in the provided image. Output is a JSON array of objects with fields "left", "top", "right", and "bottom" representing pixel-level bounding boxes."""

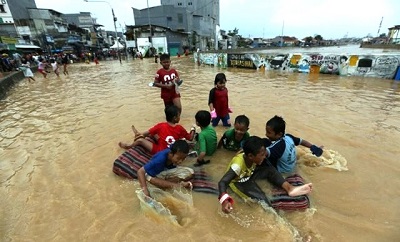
[
  {"left": 153, "top": 53, "right": 182, "bottom": 113},
  {"left": 37, "top": 58, "right": 48, "bottom": 78},
  {"left": 193, "top": 110, "right": 217, "bottom": 167},
  {"left": 218, "top": 115, "right": 250, "bottom": 151},
  {"left": 208, "top": 73, "right": 232, "bottom": 127},
  {"left": 218, "top": 136, "right": 313, "bottom": 214},
  {"left": 137, "top": 140, "right": 193, "bottom": 197},
  {"left": 264, "top": 115, "right": 324, "bottom": 174},
  {"left": 61, "top": 54, "right": 69, "bottom": 75},
  {"left": 20, "top": 59, "right": 35, "bottom": 82},
  {"left": 50, "top": 59, "right": 60, "bottom": 77},
  {"left": 118, "top": 105, "right": 195, "bottom": 155}
]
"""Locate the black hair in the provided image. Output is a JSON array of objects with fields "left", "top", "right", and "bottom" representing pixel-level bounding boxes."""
[
  {"left": 195, "top": 110, "right": 211, "bottom": 127},
  {"left": 214, "top": 73, "right": 226, "bottom": 85},
  {"left": 234, "top": 115, "right": 250, "bottom": 127},
  {"left": 242, "top": 136, "right": 265, "bottom": 156},
  {"left": 170, "top": 139, "right": 190, "bottom": 154},
  {"left": 165, "top": 105, "right": 180, "bottom": 122},
  {"left": 160, "top": 53, "right": 170, "bottom": 62},
  {"left": 266, "top": 115, "right": 286, "bottom": 134}
]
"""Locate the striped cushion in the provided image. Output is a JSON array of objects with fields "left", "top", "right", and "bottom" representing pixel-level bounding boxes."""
[
  {"left": 113, "top": 146, "right": 309, "bottom": 209},
  {"left": 113, "top": 145, "right": 219, "bottom": 194},
  {"left": 270, "top": 174, "right": 310, "bottom": 210}
]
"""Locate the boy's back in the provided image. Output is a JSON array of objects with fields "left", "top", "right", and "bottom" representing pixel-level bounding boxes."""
[
  {"left": 149, "top": 122, "right": 191, "bottom": 153},
  {"left": 197, "top": 125, "right": 217, "bottom": 156}
]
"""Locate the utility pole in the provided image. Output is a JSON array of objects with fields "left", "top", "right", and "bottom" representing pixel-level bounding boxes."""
[{"left": 84, "top": 0, "right": 121, "bottom": 64}]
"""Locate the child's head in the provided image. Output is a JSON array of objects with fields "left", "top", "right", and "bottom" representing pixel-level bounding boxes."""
[
  {"left": 195, "top": 110, "right": 211, "bottom": 128},
  {"left": 160, "top": 53, "right": 171, "bottom": 69},
  {"left": 242, "top": 136, "right": 266, "bottom": 165},
  {"left": 168, "top": 140, "right": 190, "bottom": 165},
  {"left": 164, "top": 105, "right": 181, "bottom": 124},
  {"left": 165, "top": 105, "right": 180, "bottom": 123},
  {"left": 265, "top": 115, "right": 285, "bottom": 141},
  {"left": 214, "top": 73, "right": 227, "bottom": 90},
  {"left": 233, "top": 115, "right": 249, "bottom": 140}
]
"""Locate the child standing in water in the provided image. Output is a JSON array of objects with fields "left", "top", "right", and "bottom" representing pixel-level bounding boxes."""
[
  {"left": 50, "top": 59, "right": 60, "bottom": 77},
  {"left": 208, "top": 73, "right": 232, "bottom": 127},
  {"left": 20, "top": 59, "right": 35, "bottom": 82},
  {"left": 153, "top": 53, "right": 183, "bottom": 113},
  {"left": 61, "top": 54, "right": 69, "bottom": 75},
  {"left": 37, "top": 58, "right": 48, "bottom": 78}
]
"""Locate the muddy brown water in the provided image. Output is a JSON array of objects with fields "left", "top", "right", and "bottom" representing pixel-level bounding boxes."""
[{"left": 1, "top": 56, "right": 399, "bottom": 241}]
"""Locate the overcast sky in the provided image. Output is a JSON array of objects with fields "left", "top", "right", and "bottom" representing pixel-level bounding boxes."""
[{"left": 35, "top": 0, "right": 398, "bottom": 39}]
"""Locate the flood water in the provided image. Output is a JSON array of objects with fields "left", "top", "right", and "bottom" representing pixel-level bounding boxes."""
[{"left": 1, "top": 50, "right": 399, "bottom": 241}]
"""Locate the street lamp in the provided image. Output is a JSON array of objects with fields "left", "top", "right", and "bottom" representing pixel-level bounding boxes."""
[{"left": 83, "top": 0, "right": 122, "bottom": 64}]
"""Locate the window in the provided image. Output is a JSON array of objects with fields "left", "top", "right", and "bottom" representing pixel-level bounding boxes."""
[
  {"left": 178, "top": 2, "right": 182, "bottom": 6},
  {"left": 0, "top": 5, "right": 5, "bottom": 13},
  {"left": 177, "top": 13, "right": 183, "bottom": 23},
  {"left": 188, "top": 2, "right": 192, "bottom": 5}
]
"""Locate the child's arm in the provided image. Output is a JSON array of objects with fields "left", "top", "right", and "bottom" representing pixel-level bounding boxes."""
[
  {"left": 148, "top": 176, "right": 192, "bottom": 190},
  {"left": 137, "top": 167, "right": 150, "bottom": 197},
  {"left": 218, "top": 169, "right": 237, "bottom": 213},
  {"left": 208, "top": 88, "right": 215, "bottom": 111},
  {"left": 153, "top": 81, "right": 174, "bottom": 89},
  {"left": 300, "top": 139, "right": 324, "bottom": 157}
]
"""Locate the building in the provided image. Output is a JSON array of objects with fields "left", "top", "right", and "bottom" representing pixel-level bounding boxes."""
[{"left": 132, "top": 0, "right": 219, "bottom": 51}]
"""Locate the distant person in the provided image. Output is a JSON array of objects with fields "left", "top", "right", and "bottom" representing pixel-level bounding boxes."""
[
  {"left": 218, "top": 115, "right": 250, "bottom": 151},
  {"left": 263, "top": 115, "right": 324, "bottom": 174},
  {"left": 218, "top": 136, "right": 313, "bottom": 214},
  {"left": 208, "top": 73, "right": 232, "bottom": 127},
  {"left": 137, "top": 140, "right": 193, "bottom": 198},
  {"left": 152, "top": 53, "right": 183, "bottom": 113},
  {"left": 61, "top": 54, "right": 69, "bottom": 75},
  {"left": 193, "top": 110, "right": 217, "bottom": 167},
  {"left": 118, "top": 105, "right": 195, "bottom": 155},
  {"left": 50, "top": 59, "right": 60, "bottom": 77},
  {"left": 20, "top": 59, "right": 35, "bottom": 82},
  {"left": 37, "top": 58, "right": 48, "bottom": 78}
]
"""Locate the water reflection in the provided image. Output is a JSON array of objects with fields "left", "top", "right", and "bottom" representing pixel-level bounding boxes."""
[{"left": 1, "top": 55, "right": 399, "bottom": 241}]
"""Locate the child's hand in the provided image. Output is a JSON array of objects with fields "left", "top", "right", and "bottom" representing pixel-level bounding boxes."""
[
  {"left": 180, "top": 181, "right": 193, "bottom": 190},
  {"left": 310, "top": 145, "right": 323, "bottom": 157},
  {"left": 222, "top": 200, "right": 233, "bottom": 214},
  {"left": 210, "top": 109, "right": 217, "bottom": 119}
]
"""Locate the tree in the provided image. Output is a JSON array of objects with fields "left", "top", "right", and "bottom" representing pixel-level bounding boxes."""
[
  {"left": 304, "top": 36, "right": 313, "bottom": 43},
  {"left": 314, "top": 34, "right": 323, "bottom": 41},
  {"left": 228, "top": 28, "right": 239, "bottom": 37}
]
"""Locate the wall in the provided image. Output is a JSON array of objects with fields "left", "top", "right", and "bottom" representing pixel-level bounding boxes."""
[
  {"left": 0, "top": 66, "right": 37, "bottom": 100},
  {"left": 194, "top": 52, "right": 400, "bottom": 79}
]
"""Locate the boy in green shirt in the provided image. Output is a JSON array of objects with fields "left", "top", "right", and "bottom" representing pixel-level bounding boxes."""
[
  {"left": 193, "top": 110, "right": 217, "bottom": 167},
  {"left": 218, "top": 115, "right": 250, "bottom": 151}
]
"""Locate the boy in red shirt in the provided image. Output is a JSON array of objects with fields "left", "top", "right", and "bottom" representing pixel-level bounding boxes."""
[
  {"left": 118, "top": 105, "right": 195, "bottom": 155},
  {"left": 153, "top": 53, "right": 183, "bottom": 113}
]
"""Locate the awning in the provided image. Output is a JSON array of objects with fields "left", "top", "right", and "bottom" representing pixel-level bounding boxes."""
[{"left": 15, "top": 44, "right": 41, "bottom": 49}]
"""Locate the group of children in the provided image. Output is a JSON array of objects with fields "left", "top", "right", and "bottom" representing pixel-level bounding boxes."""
[
  {"left": 21, "top": 54, "right": 70, "bottom": 82},
  {"left": 119, "top": 53, "right": 324, "bottom": 214}
]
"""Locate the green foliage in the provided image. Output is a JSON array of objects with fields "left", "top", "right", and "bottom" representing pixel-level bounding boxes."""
[
  {"left": 314, "top": 34, "right": 323, "bottom": 41},
  {"left": 228, "top": 28, "right": 239, "bottom": 37}
]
